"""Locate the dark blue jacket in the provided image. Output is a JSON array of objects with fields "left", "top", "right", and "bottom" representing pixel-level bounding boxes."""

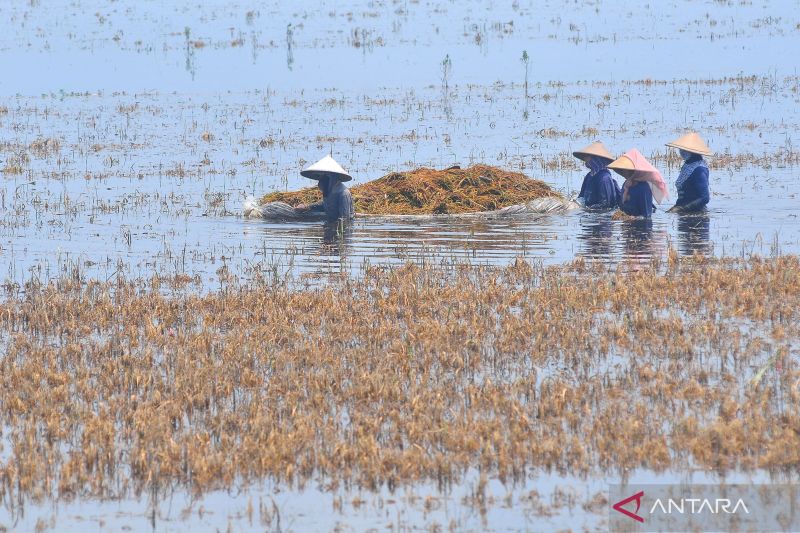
[
  {"left": 674, "top": 155, "right": 710, "bottom": 212},
  {"left": 620, "top": 181, "right": 654, "bottom": 218},
  {"left": 579, "top": 169, "right": 621, "bottom": 210},
  {"left": 308, "top": 180, "right": 354, "bottom": 222}
]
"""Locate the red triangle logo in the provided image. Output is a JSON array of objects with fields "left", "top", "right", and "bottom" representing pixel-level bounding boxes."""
[{"left": 613, "top": 490, "right": 645, "bottom": 523}]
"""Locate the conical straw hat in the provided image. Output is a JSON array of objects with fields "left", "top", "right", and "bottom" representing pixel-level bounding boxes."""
[
  {"left": 300, "top": 155, "right": 353, "bottom": 182},
  {"left": 572, "top": 141, "right": 615, "bottom": 162},
  {"left": 607, "top": 155, "right": 635, "bottom": 173},
  {"left": 608, "top": 149, "right": 669, "bottom": 204},
  {"left": 665, "top": 132, "right": 712, "bottom": 156}
]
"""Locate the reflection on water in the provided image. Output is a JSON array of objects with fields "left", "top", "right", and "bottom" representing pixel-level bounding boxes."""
[
  {"left": 4, "top": 197, "right": 774, "bottom": 285},
  {"left": 243, "top": 209, "right": 719, "bottom": 278},
  {"left": 286, "top": 23, "right": 295, "bottom": 71},
  {"left": 576, "top": 213, "right": 666, "bottom": 266},
  {"left": 621, "top": 217, "right": 656, "bottom": 259},
  {"left": 577, "top": 213, "right": 614, "bottom": 260},
  {"left": 573, "top": 210, "right": 715, "bottom": 269},
  {"left": 676, "top": 212, "right": 712, "bottom": 256},
  {"left": 318, "top": 220, "right": 352, "bottom": 258},
  {"left": 244, "top": 214, "right": 577, "bottom": 277},
  {"left": 11, "top": 465, "right": 797, "bottom": 532}
]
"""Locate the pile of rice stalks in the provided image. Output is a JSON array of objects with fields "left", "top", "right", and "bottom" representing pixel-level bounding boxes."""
[{"left": 260, "top": 164, "right": 560, "bottom": 215}]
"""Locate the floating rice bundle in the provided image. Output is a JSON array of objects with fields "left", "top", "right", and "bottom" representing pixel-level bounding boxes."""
[{"left": 259, "top": 164, "right": 561, "bottom": 215}]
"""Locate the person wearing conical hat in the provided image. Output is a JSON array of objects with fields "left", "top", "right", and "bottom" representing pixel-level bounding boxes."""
[
  {"left": 664, "top": 132, "right": 711, "bottom": 213},
  {"left": 298, "top": 155, "right": 354, "bottom": 222},
  {"left": 608, "top": 149, "right": 669, "bottom": 218},
  {"left": 573, "top": 141, "right": 621, "bottom": 210}
]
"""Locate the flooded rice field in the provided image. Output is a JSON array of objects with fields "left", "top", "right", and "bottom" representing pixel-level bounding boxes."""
[
  {"left": 1, "top": 0, "right": 800, "bottom": 531},
  {"left": 1, "top": 74, "right": 798, "bottom": 282},
  {"left": 3, "top": 255, "right": 800, "bottom": 532}
]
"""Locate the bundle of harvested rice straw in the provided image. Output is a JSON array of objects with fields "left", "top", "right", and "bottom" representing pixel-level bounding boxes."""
[{"left": 259, "top": 164, "right": 561, "bottom": 215}]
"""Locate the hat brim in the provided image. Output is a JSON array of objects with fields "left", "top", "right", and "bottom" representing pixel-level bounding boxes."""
[
  {"left": 607, "top": 156, "right": 634, "bottom": 171},
  {"left": 665, "top": 142, "right": 712, "bottom": 156},
  {"left": 573, "top": 151, "right": 614, "bottom": 163},
  {"left": 300, "top": 170, "right": 353, "bottom": 182}
]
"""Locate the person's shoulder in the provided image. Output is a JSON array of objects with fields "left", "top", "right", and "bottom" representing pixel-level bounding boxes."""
[{"left": 685, "top": 166, "right": 709, "bottom": 187}]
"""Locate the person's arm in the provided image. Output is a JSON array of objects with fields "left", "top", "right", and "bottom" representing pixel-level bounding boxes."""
[
  {"left": 333, "top": 189, "right": 354, "bottom": 220},
  {"left": 592, "top": 175, "right": 619, "bottom": 209},
  {"left": 618, "top": 181, "right": 630, "bottom": 211},
  {"left": 682, "top": 168, "right": 710, "bottom": 211},
  {"left": 577, "top": 173, "right": 590, "bottom": 201},
  {"left": 679, "top": 198, "right": 706, "bottom": 211},
  {"left": 669, "top": 168, "right": 709, "bottom": 213},
  {"left": 297, "top": 201, "right": 325, "bottom": 212},
  {"left": 642, "top": 186, "right": 653, "bottom": 218}
]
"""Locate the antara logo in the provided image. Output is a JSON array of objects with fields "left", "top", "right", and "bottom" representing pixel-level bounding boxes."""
[
  {"left": 613, "top": 490, "right": 751, "bottom": 522},
  {"left": 650, "top": 497, "right": 749, "bottom": 515},
  {"left": 613, "top": 490, "right": 645, "bottom": 523}
]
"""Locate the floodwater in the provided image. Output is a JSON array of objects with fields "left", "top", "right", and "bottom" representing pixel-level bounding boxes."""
[
  {"left": 11, "top": 469, "right": 798, "bottom": 532},
  {"left": 1, "top": 0, "right": 799, "bottom": 530},
  {"left": 1, "top": 74, "right": 798, "bottom": 284}
]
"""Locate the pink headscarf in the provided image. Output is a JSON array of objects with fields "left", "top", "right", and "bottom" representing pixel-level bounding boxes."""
[{"left": 620, "top": 149, "right": 669, "bottom": 204}]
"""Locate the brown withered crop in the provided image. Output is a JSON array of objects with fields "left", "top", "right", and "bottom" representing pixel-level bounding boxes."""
[
  {"left": 0, "top": 254, "right": 799, "bottom": 512},
  {"left": 260, "top": 164, "right": 559, "bottom": 214}
]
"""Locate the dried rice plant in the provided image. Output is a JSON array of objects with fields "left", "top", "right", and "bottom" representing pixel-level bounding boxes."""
[
  {"left": 260, "top": 165, "right": 559, "bottom": 215},
  {"left": 0, "top": 255, "right": 798, "bottom": 513}
]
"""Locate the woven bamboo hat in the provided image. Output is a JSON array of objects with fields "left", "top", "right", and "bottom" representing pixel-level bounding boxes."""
[
  {"left": 607, "top": 149, "right": 669, "bottom": 203},
  {"left": 572, "top": 141, "right": 615, "bottom": 163},
  {"left": 606, "top": 155, "right": 635, "bottom": 178},
  {"left": 665, "top": 132, "right": 712, "bottom": 156},
  {"left": 607, "top": 155, "right": 634, "bottom": 173},
  {"left": 300, "top": 155, "right": 353, "bottom": 182}
]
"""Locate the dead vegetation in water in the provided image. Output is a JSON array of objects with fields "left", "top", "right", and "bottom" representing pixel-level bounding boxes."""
[
  {"left": 610, "top": 210, "right": 639, "bottom": 221},
  {"left": 29, "top": 138, "right": 61, "bottom": 159},
  {"left": 0, "top": 254, "right": 798, "bottom": 511},
  {"left": 649, "top": 147, "right": 800, "bottom": 170},
  {"left": 260, "top": 164, "right": 559, "bottom": 214},
  {"left": 2, "top": 152, "right": 29, "bottom": 175}
]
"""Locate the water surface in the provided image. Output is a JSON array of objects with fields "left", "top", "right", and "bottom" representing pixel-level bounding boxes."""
[{"left": 0, "top": 0, "right": 798, "bottom": 530}]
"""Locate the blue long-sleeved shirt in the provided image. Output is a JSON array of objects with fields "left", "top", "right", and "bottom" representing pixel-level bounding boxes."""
[
  {"left": 674, "top": 155, "right": 710, "bottom": 212},
  {"left": 578, "top": 172, "right": 590, "bottom": 200},
  {"left": 579, "top": 169, "right": 621, "bottom": 210},
  {"left": 309, "top": 180, "right": 354, "bottom": 222},
  {"left": 620, "top": 181, "right": 654, "bottom": 218}
]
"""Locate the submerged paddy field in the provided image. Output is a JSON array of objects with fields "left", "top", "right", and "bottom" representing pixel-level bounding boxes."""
[
  {"left": 1, "top": 71, "right": 798, "bottom": 283},
  {"left": 2, "top": 255, "right": 800, "bottom": 531},
  {"left": 1, "top": 0, "right": 800, "bottom": 530}
]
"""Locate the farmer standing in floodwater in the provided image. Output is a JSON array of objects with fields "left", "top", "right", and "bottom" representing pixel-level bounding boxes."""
[
  {"left": 608, "top": 149, "right": 669, "bottom": 218},
  {"left": 298, "top": 155, "right": 355, "bottom": 222},
  {"left": 573, "top": 141, "right": 620, "bottom": 210},
  {"left": 665, "top": 132, "right": 712, "bottom": 213}
]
